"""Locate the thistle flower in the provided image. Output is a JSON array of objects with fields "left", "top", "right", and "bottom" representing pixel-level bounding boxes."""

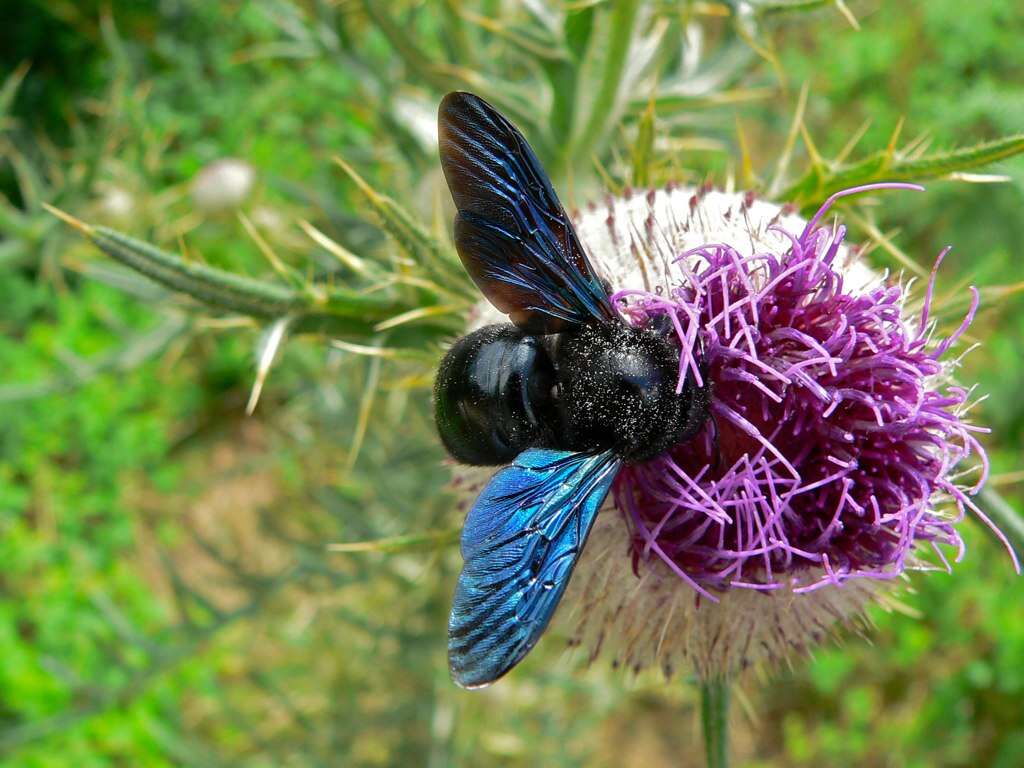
[{"left": 450, "top": 182, "right": 1019, "bottom": 680}]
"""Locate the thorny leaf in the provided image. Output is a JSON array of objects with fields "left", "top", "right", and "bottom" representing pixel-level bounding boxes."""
[{"left": 782, "top": 134, "right": 1024, "bottom": 213}]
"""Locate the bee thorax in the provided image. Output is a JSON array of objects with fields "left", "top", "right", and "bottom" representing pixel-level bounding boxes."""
[{"left": 551, "top": 324, "right": 704, "bottom": 463}]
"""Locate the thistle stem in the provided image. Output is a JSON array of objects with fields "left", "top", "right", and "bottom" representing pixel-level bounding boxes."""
[{"left": 700, "top": 678, "right": 730, "bottom": 768}]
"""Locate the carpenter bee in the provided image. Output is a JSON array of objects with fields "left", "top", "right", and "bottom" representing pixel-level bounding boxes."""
[{"left": 435, "top": 92, "right": 710, "bottom": 688}]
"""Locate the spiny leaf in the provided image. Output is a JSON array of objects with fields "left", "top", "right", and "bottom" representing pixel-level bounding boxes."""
[
  {"left": 783, "top": 134, "right": 1024, "bottom": 211},
  {"left": 46, "top": 205, "right": 302, "bottom": 317},
  {"left": 333, "top": 156, "right": 475, "bottom": 300},
  {"left": 46, "top": 205, "right": 459, "bottom": 345}
]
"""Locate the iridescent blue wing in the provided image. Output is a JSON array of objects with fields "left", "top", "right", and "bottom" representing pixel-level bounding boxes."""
[
  {"left": 448, "top": 448, "right": 622, "bottom": 688},
  {"left": 438, "top": 91, "right": 618, "bottom": 334}
]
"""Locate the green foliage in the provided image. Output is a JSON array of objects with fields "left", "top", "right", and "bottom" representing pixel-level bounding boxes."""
[{"left": 2, "top": 0, "right": 1023, "bottom": 766}]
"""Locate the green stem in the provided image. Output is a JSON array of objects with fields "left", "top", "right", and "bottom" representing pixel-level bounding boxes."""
[{"left": 700, "top": 678, "right": 730, "bottom": 768}]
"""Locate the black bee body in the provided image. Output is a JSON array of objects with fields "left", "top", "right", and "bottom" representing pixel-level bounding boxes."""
[
  {"left": 436, "top": 90, "right": 714, "bottom": 688},
  {"left": 435, "top": 321, "right": 709, "bottom": 467}
]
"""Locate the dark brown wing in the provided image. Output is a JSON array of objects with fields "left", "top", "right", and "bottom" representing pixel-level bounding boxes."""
[{"left": 438, "top": 91, "right": 617, "bottom": 334}]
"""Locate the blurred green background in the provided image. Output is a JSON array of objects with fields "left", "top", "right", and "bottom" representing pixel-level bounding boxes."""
[{"left": 2, "top": 1, "right": 1022, "bottom": 766}]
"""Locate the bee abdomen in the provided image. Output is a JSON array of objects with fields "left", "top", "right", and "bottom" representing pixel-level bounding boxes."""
[{"left": 434, "top": 324, "right": 556, "bottom": 466}]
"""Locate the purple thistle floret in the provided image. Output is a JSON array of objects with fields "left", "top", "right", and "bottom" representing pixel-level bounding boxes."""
[{"left": 610, "top": 183, "right": 1020, "bottom": 599}]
